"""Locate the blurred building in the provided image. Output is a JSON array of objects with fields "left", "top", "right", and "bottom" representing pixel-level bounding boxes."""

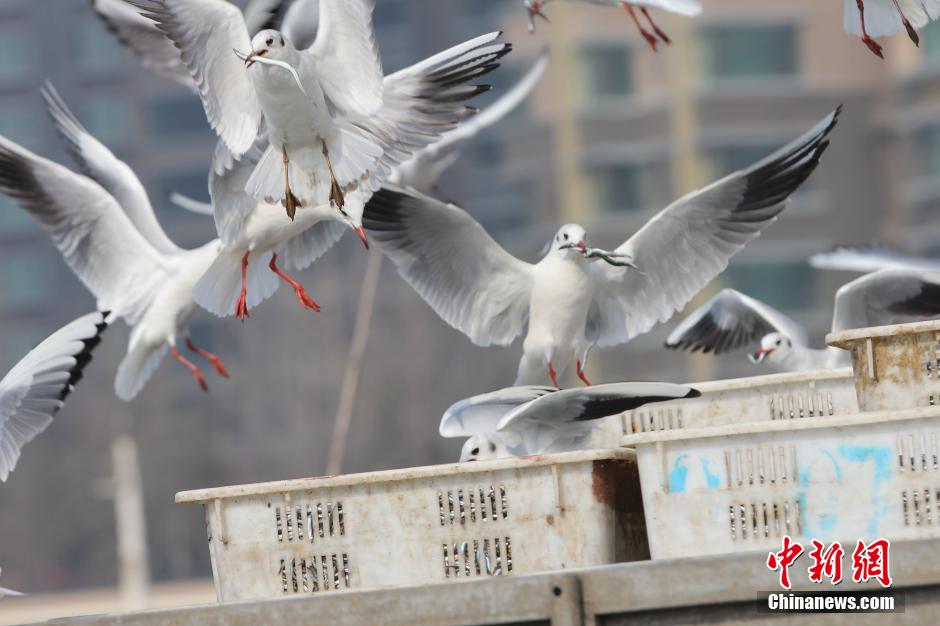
[{"left": 1, "top": 0, "right": 940, "bottom": 597}]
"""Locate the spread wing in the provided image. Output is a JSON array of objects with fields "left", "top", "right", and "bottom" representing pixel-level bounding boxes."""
[
  {"left": 363, "top": 185, "right": 535, "bottom": 347},
  {"left": 42, "top": 84, "right": 183, "bottom": 256},
  {"left": 586, "top": 107, "right": 840, "bottom": 348},
  {"left": 281, "top": 0, "right": 320, "bottom": 49},
  {"left": 665, "top": 288, "right": 810, "bottom": 354},
  {"left": 809, "top": 244, "right": 940, "bottom": 274},
  {"left": 0, "top": 136, "right": 171, "bottom": 324},
  {"left": 133, "top": 0, "right": 263, "bottom": 155},
  {"left": 304, "top": 0, "right": 382, "bottom": 116},
  {"left": 0, "top": 312, "right": 108, "bottom": 482},
  {"left": 496, "top": 382, "right": 700, "bottom": 431},
  {"left": 832, "top": 268, "right": 940, "bottom": 332},
  {"left": 439, "top": 386, "right": 557, "bottom": 437}
]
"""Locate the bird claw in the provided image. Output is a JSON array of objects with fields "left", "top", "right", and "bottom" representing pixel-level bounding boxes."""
[
  {"left": 861, "top": 35, "right": 884, "bottom": 58},
  {"left": 294, "top": 287, "right": 320, "bottom": 313}
]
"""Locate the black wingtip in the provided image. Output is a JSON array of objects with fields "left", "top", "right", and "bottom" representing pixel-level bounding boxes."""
[
  {"left": 59, "top": 315, "right": 110, "bottom": 403},
  {"left": 685, "top": 388, "right": 702, "bottom": 399}
]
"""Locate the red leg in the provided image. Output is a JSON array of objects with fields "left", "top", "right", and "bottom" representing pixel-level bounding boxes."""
[
  {"left": 891, "top": 0, "right": 920, "bottom": 45},
  {"left": 548, "top": 362, "right": 560, "bottom": 388},
  {"left": 623, "top": 3, "right": 658, "bottom": 51},
  {"left": 236, "top": 251, "right": 250, "bottom": 322},
  {"left": 186, "top": 338, "right": 230, "bottom": 378},
  {"left": 640, "top": 8, "right": 671, "bottom": 44},
  {"left": 576, "top": 360, "right": 591, "bottom": 386},
  {"left": 856, "top": 0, "right": 884, "bottom": 58},
  {"left": 170, "top": 347, "right": 209, "bottom": 392},
  {"left": 269, "top": 254, "right": 320, "bottom": 312}
]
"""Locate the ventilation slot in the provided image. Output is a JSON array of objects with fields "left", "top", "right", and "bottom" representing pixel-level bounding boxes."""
[
  {"left": 279, "top": 554, "right": 351, "bottom": 593},
  {"left": 442, "top": 537, "right": 513, "bottom": 578},
  {"left": 724, "top": 445, "right": 797, "bottom": 488},
  {"left": 438, "top": 485, "right": 508, "bottom": 525},
  {"left": 897, "top": 432, "right": 940, "bottom": 473},
  {"left": 728, "top": 500, "right": 801, "bottom": 541},
  {"left": 274, "top": 501, "right": 346, "bottom": 541},
  {"left": 769, "top": 392, "right": 835, "bottom": 420},
  {"left": 623, "top": 407, "right": 683, "bottom": 434}
]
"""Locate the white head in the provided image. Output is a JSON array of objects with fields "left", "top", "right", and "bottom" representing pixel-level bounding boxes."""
[
  {"left": 750, "top": 332, "right": 793, "bottom": 366},
  {"left": 460, "top": 434, "right": 503, "bottom": 462},
  {"left": 337, "top": 192, "right": 369, "bottom": 249},
  {"left": 549, "top": 223, "right": 588, "bottom": 259},
  {"left": 247, "top": 30, "right": 292, "bottom": 64}
]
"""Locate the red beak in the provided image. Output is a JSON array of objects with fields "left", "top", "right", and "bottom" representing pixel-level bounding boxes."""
[
  {"left": 752, "top": 347, "right": 774, "bottom": 362},
  {"left": 577, "top": 241, "right": 587, "bottom": 253},
  {"left": 355, "top": 226, "right": 369, "bottom": 250}
]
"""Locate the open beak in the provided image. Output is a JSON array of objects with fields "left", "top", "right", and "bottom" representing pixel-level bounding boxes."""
[
  {"left": 244, "top": 49, "right": 267, "bottom": 68},
  {"left": 355, "top": 226, "right": 369, "bottom": 250},
  {"left": 749, "top": 347, "right": 774, "bottom": 364},
  {"left": 577, "top": 241, "right": 588, "bottom": 254}
]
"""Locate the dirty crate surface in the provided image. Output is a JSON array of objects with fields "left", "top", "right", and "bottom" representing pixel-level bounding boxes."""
[
  {"left": 176, "top": 450, "right": 647, "bottom": 603},
  {"left": 829, "top": 319, "right": 940, "bottom": 412},
  {"left": 588, "top": 368, "right": 856, "bottom": 449},
  {"left": 623, "top": 407, "right": 940, "bottom": 560}
]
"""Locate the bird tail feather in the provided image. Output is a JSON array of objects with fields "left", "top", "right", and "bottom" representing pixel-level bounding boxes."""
[
  {"left": 114, "top": 341, "right": 168, "bottom": 402},
  {"left": 192, "top": 247, "right": 279, "bottom": 317}
]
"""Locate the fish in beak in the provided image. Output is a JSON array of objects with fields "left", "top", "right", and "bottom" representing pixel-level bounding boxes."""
[{"left": 244, "top": 48, "right": 268, "bottom": 68}]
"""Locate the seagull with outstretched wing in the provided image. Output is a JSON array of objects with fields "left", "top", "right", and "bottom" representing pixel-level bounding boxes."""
[
  {"left": 666, "top": 268, "right": 940, "bottom": 371},
  {"left": 364, "top": 109, "right": 839, "bottom": 387},
  {"left": 441, "top": 382, "right": 699, "bottom": 461}
]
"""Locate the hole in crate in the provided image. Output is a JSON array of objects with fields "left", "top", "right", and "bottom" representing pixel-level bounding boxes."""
[
  {"left": 443, "top": 536, "right": 513, "bottom": 578},
  {"left": 296, "top": 507, "right": 303, "bottom": 541},
  {"left": 458, "top": 489, "right": 466, "bottom": 525},
  {"left": 328, "top": 503, "right": 335, "bottom": 536},
  {"left": 275, "top": 507, "right": 283, "bottom": 542},
  {"left": 553, "top": 586, "right": 562, "bottom": 597},
  {"left": 317, "top": 503, "right": 325, "bottom": 538},
  {"left": 500, "top": 486, "right": 509, "bottom": 519},
  {"left": 332, "top": 554, "right": 340, "bottom": 589},
  {"left": 338, "top": 503, "right": 345, "bottom": 535},
  {"left": 729, "top": 500, "right": 802, "bottom": 541},
  {"left": 306, "top": 506, "right": 313, "bottom": 541},
  {"left": 286, "top": 507, "right": 294, "bottom": 541},
  {"left": 279, "top": 559, "right": 288, "bottom": 592},
  {"left": 342, "top": 553, "right": 350, "bottom": 588}
]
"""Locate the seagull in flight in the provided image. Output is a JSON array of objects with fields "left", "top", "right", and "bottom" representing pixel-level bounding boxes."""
[
  {"left": 189, "top": 33, "right": 512, "bottom": 320},
  {"left": 844, "top": 0, "right": 940, "bottom": 58},
  {"left": 810, "top": 244, "right": 940, "bottom": 273},
  {"left": 0, "top": 312, "right": 108, "bottom": 482},
  {"left": 441, "top": 382, "right": 699, "bottom": 461},
  {"left": 135, "top": 0, "right": 391, "bottom": 220},
  {"left": 364, "top": 109, "right": 839, "bottom": 387},
  {"left": 524, "top": 0, "right": 702, "bottom": 51},
  {"left": 0, "top": 87, "right": 227, "bottom": 400},
  {"left": 94, "top": 0, "right": 320, "bottom": 90},
  {"left": 666, "top": 268, "right": 940, "bottom": 371}
]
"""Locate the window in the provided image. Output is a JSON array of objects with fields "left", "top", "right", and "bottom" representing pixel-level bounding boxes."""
[
  {"left": 581, "top": 46, "right": 631, "bottom": 102},
  {"left": 0, "top": 28, "right": 34, "bottom": 85},
  {"left": 591, "top": 164, "right": 640, "bottom": 212},
  {"left": 925, "top": 126, "right": 940, "bottom": 178},
  {"left": 79, "top": 93, "right": 131, "bottom": 148},
  {"left": 723, "top": 261, "right": 816, "bottom": 311},
  {"left": 924, "top": 21, "right": 940, "bottom": 61},
  {"left": 0, "top": 196, "right": 38, "bottom": 239},
  {"left": 75, "top": 14, "right": 124, "bottom": 72},
  {"left": 701, "top": 24, "right": 797, "bottom": 80},
  {"left": 0, "top": 249, "right": 57, "bottom": 312},
  {"left": 150, "top": 97, "right": 213, "bottom": 138},
  {"left": 158, "top": 172, "right": 209, "bottom": 206},
  {"left": 709, "top": 144, "right": 780, "bottom": 179}
]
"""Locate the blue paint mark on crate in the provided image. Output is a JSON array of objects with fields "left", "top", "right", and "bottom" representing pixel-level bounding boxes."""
[
  {"left": 700, "top": 458, "right": 720, "bottom": 489},
  {"left": 669, "top": 454, "right": 689, "bottom": 493},
  {"left": 837, "top": 444, "right": 892, "bottom": 536}
]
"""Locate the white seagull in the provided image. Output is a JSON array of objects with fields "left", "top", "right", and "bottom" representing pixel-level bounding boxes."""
[
  {"left": 0, "top": 312, "right": 108, "bottom": 482},
  {"left": 665, "top": 268, "right": 940, "bottom": 371},
  {"left": 364, "top": 109, "right": 839, "bottom": 387},
  {"left": 135, "top": 0, "right": 391, "bottom": 219},
  {"left": 93, "top": 0, "right": 320, "bottom": 90},
  {"left": 441, "top": 382, "right": 699, "bottom": 461},
  {"left": 844, "top": 0, "right": 940, "bottom": 58},
  {"left": 0, "top": 569, "right": 23, "bottom": 597},
  {"left": 189, "top": 34, "right": 512, "bottom": 320},
  {"left": 524, "top": 0, "right": 702, "bottom": 50},
  {"left": 0, "top": 88, "right": 226, "bottom": 400},
  {"left": 810, "top": 244, "right": 940, "bottom": 274}
]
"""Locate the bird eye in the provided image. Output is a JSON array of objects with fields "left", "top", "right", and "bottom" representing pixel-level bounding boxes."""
[
  {"left": 563, "top": 233, "right": 569, "bottom": 240},
  {"left": 471, "top": 447, "right": 480, "bottom": 456},
  {"left": 266, "top": 38, "right": 274, "bottom": 46},
  {"left": 776, "top": 340, "right": 781, "bottom": 346},
  {"left": 489, "top": 442, "right": 496, "bottom": 452},
  {"left": 279, "top": 37, "right": 284, "bottom": 46}
]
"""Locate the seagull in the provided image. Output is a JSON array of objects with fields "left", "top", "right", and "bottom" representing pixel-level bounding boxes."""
[
  {"left": 93, "top": 0, "right": 320, "bottom": 90},
  {"left": 0, "top": 87, "right": 226, "bottom": 400},
  {"left": 0, "top": 569, "right": 23, "bottom": 597},
  {"left": 189, "top": 33, "right": 512, "bottom": 320},
  {"left": 844, "top": 0, "right": 940, "bottom": 58},
  {"left": 388, "top": 52, "right": 549, "bottom": 193},
  {"left": 364, "top": 109, "right": 839, "bottom": 388},
  {"left": 665, "top": 268, "right": 940, "bottom": 371},
  {"left": 0, "top": 312, "right": 108, "bottom": 482},
  {"left": 524, "top": 0, "right": 702, "bottom": 50},
  {"left": 440, "top": 382, "right": 699, "bottom": 461},
  {"left": 134, "top": 0, "right": 391, "bottom": 219},
  {"left": 810, "top": 244, "right": 940, "bottom": 273}
]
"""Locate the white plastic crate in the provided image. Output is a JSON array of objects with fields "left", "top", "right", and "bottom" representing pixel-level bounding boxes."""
[
  {"left": 176, "top": 450, "right": 647, "bottom": 603},
  {"left": 586, "top": 368, "right": 856, "bottom": 449},
  {"left": 623, "top": 407, "right": 940, "bottom": 560},
  {"left": 829, "top": 320, "right": 940, "bottom": 412}
]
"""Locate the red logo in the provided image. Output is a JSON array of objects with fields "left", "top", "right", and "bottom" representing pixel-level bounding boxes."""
[
  {"left": 766, "top": 535, "right": 804, "bottom": 590},
  {"left": 807, "top": 540, "right": 844, "bottom": 585},
  {"left": 851, "top": 539, "right": 892, "bottom": 588},
  {"left": 768, "top": 537, "right": 892, "bottom": 589}
]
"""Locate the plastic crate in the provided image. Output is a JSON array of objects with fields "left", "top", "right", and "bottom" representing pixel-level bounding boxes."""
[
  {"left": 829, "top": 320, "right": 940, "bottom": 412},
  {"left": 623, "top": 406, "right": 940, "bottom": 560},
  {"left": 176, "top": 450, "right": 647, "bottom": 603},
  {"left": 585, "top": 368, "right": 856, "bottom": 449}
]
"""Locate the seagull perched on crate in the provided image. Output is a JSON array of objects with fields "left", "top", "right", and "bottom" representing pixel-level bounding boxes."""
[
  {"left": 666, "top": 269, "right": 940, "bottom": 371},
  {"left": 0, "top": 312, "right": 108, "bottom": 482},
  {"left": 0, "top": 87, "right": 228, "bottom": 400},
  {"left": 524, "top": 0, "right": 702, "bottom": 50},
  {"left": 364, "top": 109, "right": 839, "bottom": 388},
  {"left": 844, "top": 0, "right": 940, "bottom": 58},
  {"left": 441, "top": 382, "right": 699, "bottom": 461}
]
